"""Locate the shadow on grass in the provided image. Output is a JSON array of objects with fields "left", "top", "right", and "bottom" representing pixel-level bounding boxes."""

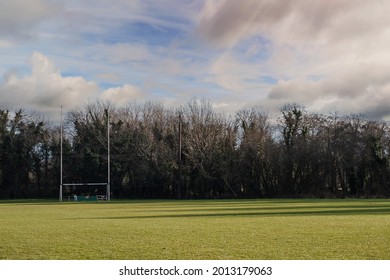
[
  {"left": 72, "top": 206, "right": 390, "bottom": 220},
  {"left": 126, "top": 204, "right": 390, "bottom": 213},
  {"left": 0, "top": 199, "right": 60, "bottom": 206}
]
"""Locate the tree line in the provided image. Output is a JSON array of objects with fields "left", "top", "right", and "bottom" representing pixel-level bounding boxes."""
[{"left": 1, "top": 99, "right": 390, "bottom": 199}]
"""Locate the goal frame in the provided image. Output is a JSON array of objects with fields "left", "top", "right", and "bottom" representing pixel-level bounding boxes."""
[{"left": 59, "top": 106, "right": 111, "bottom": 202}]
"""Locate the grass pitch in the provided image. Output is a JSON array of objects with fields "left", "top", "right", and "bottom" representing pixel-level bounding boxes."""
[{"left": 0, "top": 199, "right": 389, "bottom": 260}]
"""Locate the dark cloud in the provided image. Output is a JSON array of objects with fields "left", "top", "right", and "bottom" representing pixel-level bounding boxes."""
[
  {"left": 196, "top": 0, "right": 383, "bottom": 47},
  {"left": 197, "top": 0, "right": 292, "bottom": 47},
  {"left": 267, "top": 63, "right": 390, "bottom": 119},
  {"left": 195, "top": 0, "right": 390, "bottom": 120}
]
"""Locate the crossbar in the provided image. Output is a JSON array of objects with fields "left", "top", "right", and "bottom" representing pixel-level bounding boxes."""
[{"left": 62, "top": 183, "right": 108, "bottom": 186}]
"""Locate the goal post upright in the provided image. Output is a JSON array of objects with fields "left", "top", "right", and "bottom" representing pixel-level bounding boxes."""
[
  {"left": 59, "top": 105, "right": 63, "bottom": 202},
  {"left": 106, "top": 108, "right": 111, "bottom": 202}
]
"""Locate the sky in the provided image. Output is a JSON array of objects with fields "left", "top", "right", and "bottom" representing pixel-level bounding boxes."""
[{"left": 1, "top": 0, "right": 390, "bottom": 121}]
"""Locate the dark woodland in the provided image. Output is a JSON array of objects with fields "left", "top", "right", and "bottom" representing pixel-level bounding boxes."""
[{"left": 1, "top": 99, "right": 390, "bottom": 199}]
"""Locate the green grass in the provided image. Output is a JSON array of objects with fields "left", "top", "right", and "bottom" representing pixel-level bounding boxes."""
[{"left": 0, "top": 199, "right": 389, "bottom": 259}]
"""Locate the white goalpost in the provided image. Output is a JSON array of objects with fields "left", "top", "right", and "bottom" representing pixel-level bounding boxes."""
[{"left": 59, "top": 106, "right": 111, "bottom": 202}]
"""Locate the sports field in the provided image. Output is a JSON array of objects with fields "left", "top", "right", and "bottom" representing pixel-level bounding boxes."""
[{"left": 0, "top": 199, "right": 389, "bottom": 260}]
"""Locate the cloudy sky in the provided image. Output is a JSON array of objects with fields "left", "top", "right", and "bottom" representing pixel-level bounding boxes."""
[{"left": 1, "top": 0, "right": 390, "bottom": 121}]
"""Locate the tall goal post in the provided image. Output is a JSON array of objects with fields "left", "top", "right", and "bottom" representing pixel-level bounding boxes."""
[
  {"left": 59, "top": 107, "right": 111, "bottom": 202},
  {"left": 60, "top": 106, "right": 63, "bottom": 202},
  {"left": 106, "top": 109, "right": 111, "bottom": 202}
]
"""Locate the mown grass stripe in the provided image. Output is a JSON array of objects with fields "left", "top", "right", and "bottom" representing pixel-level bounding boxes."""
[{"left": 0, "top": 199, "right": 389, "bottom": 259}]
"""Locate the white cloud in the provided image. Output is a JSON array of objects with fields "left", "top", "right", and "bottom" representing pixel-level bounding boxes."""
[
  {"left": 0, "top": 40, "right": 14, "bottom": 48},
  {"left": 0, "top": 52, "right": 98, "bottom": 117},
  {"left": 206, "top": 52, "right": 264, "bottom": 92},
  {"left": 101, "top": 84, "right": 144, "bottom": 104},
  {"left": 0, "top": 0, "right": 62, "bottom": 40},
  {"left": 0, "top": 52, "right": 151, "bottom": 121},
  {"left": 207, "top": 52, "right": 245, "bottom": 91},
  {"left": 104, "top": 43, "right": 151, "bottom": 64}
]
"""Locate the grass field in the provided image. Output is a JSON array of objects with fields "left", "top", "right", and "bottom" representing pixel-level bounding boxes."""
[{"left": 0, "top": 199, "right": 389, "bottom": 260}]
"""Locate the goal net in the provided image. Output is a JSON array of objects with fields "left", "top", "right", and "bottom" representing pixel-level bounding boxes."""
[{"left": 61, "top": 183, "right": 108, "bottom": 202}]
